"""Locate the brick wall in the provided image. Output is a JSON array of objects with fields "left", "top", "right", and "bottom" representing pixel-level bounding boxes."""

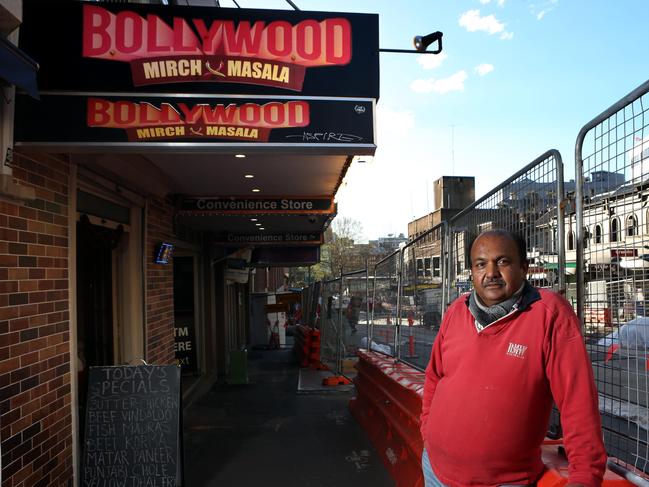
[
  {"left": 146, "top": 197, "right": 175, "bottom": 365},
  {"left": 0, "top": 153, "right": 73, "bottom": 487}
]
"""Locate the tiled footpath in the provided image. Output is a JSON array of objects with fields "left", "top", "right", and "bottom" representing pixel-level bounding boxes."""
[{"left": 183, "top": 346, "right": 395, "bottom": 487}]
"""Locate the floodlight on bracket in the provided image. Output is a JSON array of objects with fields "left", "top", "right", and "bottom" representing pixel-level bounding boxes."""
[{"left": 379, "top": 31, "right": 443, "bottom": 55}]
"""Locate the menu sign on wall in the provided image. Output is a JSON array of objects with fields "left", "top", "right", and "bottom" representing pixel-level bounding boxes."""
[
  {"left": 20, "top": 1, "right": 379, "bottom": 98},
  {"left": 82, "top": 365, "right": 182, "bottom": 487}
]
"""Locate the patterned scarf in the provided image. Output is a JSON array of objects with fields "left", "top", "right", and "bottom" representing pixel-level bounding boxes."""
[{"left": 468, "top": 282, "right": 526, "bottom": 331}]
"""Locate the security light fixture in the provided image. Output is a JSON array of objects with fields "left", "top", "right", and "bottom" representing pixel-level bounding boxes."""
[
  {"left": 380, "top": 31, "right": 443, "bottom": 55},
  {"left": 244, "top": 174, "right": 254, "bottom": 178},
  {"left": 255, "top": 223, "right": 262, "bottom": 226},
  {"left": 235, "top": 154, "right": 246, "bottom": 158},
  {"left": 414, "top": 32, "right": 443, "bottom": 53},
  {"left": 250, "top": 218, "right": 258, "bottom": 222},
  {"left": 259, "top": 227, "right": 265, "bottom": 230},
  {"left": 252, "top": 188, "right": 260, "bottom": 193}
]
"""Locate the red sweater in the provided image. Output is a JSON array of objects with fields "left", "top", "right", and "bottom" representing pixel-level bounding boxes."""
[{"left": 420, "top": 287, "right": 606, "bottom": 487}]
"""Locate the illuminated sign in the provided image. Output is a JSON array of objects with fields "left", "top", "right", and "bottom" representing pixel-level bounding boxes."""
[
  {"left": 87, "top": 98, "right": 309, "bottom": 141},
  {"left": 83, "top": 5, "right": 351, "bottom": 91},
  {"left": 15, "top": 94, "right": 375, "bottom": 150},
  {"left": 179, "top": 197, "right": 334, "bottom": 214},
  {"left": 216, "top": 233, "right": 323, "bottom": 245},
  {"left": 20, "top": 2, "right": 379, "bottom": 98}
]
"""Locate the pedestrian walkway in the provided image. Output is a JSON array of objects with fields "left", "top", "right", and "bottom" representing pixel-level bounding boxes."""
[{"left": 182, "top": 345, "right": 395, "bottom": 487}]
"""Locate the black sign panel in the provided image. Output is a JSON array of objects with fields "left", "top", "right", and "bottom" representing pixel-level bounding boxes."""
[
  {"left": 251, "top": 245, "right": 321, "bottom": 266},
  {"left": 15, "top": 94, "right": 375, "bottom": 149},
  {"left": 82, "top": 365, "right": 182, "bottom": 487},
  {"left": 180, "top": 196, "right": 334, "bottom": 214},
  {"left": 217, "top": 232, "right": 323, "bottom": 245},
  {"left": 20, "top": 1, "right": 379, "bottom": 98}
]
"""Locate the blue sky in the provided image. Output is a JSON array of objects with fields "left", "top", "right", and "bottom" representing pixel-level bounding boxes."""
[{"left": 226, "top": 0, "right": 649, "bottom": 240}]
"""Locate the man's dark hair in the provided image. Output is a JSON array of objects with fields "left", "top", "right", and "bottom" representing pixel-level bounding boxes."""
[{"left": 467, "top": 229, "right": 528, "bottom": 266}]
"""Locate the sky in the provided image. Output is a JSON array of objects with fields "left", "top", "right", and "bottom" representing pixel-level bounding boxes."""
[{"left": 222, "top": 0, "right": 649, "bottom": 241}]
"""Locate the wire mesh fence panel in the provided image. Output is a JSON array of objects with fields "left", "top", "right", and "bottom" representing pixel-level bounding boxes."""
[
  {"left": 304, "top": 281, "right": 321, "bottom": 329},
  {"left": 447, "top": 150, "right": 566, "bottom": 300},
  {"left": 399, "top": 224, "right": 446, "bottom": 370},
  {"left": 320, "top": 278, "right": 343, "bottom": 375},
  {"left": 370, "top": 251, "right": 400, "bottom": 357},
  {"left": 341, "top": 269, "right": 369, "bottom": 375},
  {"left": 300, "top": 283, "right": 312, "bottom": 327},
  {"left": 576, "top": 81, "right": 649, "bottom": 475}
]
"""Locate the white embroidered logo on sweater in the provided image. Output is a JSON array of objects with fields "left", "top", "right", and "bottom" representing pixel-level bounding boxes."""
[{"left": 506, "top": 342, "right": 528, "bottom": 359}]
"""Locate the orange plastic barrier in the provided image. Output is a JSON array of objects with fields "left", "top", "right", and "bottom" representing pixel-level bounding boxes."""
[
  {"left": 309, "top": 328, "right": 321, "bottom": 366},
  {"left": 539, "top": 442, "right": 630, "bottom": 487},
  {"left": 293, "top": 326, "right": 323, "bottom": 368},
  {"left": 349, "top": 350, "right": 425, "bottom": 487},
  {"left": 350, "top": 350, "right": 634, "bottom": 487},
  {"left": 293, "top": 325, "right": 312, "bottom": 367}
]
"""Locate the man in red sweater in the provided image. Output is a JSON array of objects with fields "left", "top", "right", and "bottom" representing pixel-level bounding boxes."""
[{"left": 420, "top": 229, "right": 607, "bottom": 487}]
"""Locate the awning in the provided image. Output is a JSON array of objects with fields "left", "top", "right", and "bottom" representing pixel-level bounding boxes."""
[{"left": 0, "top": 36, "right": 39, "bottom": 99}]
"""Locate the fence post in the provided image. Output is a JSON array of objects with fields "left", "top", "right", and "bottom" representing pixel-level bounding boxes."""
[
  {"left": 369, "top": 263, "right": 376, "bottom": 350},
  {"left": 338, "top": 266, "right": 344, "bottom": 376},
  {"left": 554, "top": 152, "right": 566, "bottom": 292},
  {"left": 394, "top": 246, "right": 404, "bottom": 360},
  {"left": 441, "top": 221, "right": 448, "bottom": 315},
  {"left": 365, "top": 262, "right": 370, "bottom": 348}
]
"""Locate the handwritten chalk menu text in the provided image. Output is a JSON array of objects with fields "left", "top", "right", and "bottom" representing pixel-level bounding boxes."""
[{"left": 82, "top": 365, "right": 182, "bottom": 487}]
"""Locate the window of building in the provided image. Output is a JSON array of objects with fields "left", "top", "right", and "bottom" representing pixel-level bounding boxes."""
[
  {"left": 568, "top": 231, "right": 575, "bottom": 251},
  {"left": 432, "top": 257, "right": 441, "bottom": 277},
  {"left": 595, "top": 224, "right": 602, "bottom": 244},
  {"left": 627, "top": 214, "right": 638, "bottom": 236},
  {"left": 424, "top": 257, "right": 432, "bottom": 277},
  {"left": 610, "top": 217, "right": 620, "bottom": 242},
  {"left": 416, "top": 259, "right": 424, "bottom": 277}
]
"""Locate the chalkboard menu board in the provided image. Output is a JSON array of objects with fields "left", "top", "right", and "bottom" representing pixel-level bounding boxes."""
[{"left": 82, "top": 365, "right": 182, "bottom": 487}]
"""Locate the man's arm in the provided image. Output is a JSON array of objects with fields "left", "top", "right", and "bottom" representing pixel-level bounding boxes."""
[{"left": 545, "top": 298, "right": 607, "bottom": 487}]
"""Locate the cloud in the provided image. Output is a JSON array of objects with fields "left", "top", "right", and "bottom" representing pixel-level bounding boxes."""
[
  {"left": 497, "top": 0, "right": 506, "bottom": 6},
  {"left": 410, "top": 70, "right": 468, "bottom": 94},
  {"left": 531, "top": 0, "right": 558, "bottom": 20},
  {"left": 416, "top": 52, "right": 448, "bottom": 70},
  {"left": 500, "top": 31, "right": 514, "bottom": 40},
  {"left": 479, "top": 0, "right": 491, "bottom": 3},
  {"left": 475, "top": 63, "right": 494, "bottom": 76},
  {"left": 459, "top": 9, "right": 506, "bottom": 35}
]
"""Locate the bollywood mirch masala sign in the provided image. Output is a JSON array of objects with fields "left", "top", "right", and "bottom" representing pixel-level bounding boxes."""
[
  {"left": 15, "top": 95, "right": 374, "bottom": 146},
  {"left": 20, "top": 1, "right": 379, "bottom": 98}
]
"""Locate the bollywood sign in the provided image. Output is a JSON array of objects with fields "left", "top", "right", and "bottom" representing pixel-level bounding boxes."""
[
  {"left": 15, "top": 94, "right": 375, "bottom": 149},
  {"left": 20, "top": 1, "right": 379, "bottom": 98},
  {"left": 179, "top": 197, "right": 334, "bottom": 215}
]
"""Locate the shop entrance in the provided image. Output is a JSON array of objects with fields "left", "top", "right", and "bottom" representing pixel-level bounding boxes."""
[
  {"left": 173, "top": 255, "right": 199, "bottom": 374},
  {"left": 76, "top": 214, "right": 122, "bottom": 369}
]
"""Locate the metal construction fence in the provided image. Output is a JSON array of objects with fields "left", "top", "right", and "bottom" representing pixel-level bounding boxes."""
[
  {"left": 399, "top": 223, "right": 447, "bottom": 369},
  {"left": 370, "top": 250, "right": 400, "bottom": 357},
  {"left": 446, "top": 149, "right": 566, "bottom": 299},
  {"left": 575, "top": 79, "right": 649, "bottom": 475},
  {"left": 296, "top": 79, "right": 649, "bottom": 482},
  {"left": 319, "top": 278, "right": 343, "bottom": 377},
  {"left": 341, "top": 269, "right": 370, "bottom": 366}
]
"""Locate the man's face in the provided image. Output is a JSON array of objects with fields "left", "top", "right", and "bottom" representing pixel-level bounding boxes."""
[{"left": 470, "top": 234, "right": 529, "bottom": 306}]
